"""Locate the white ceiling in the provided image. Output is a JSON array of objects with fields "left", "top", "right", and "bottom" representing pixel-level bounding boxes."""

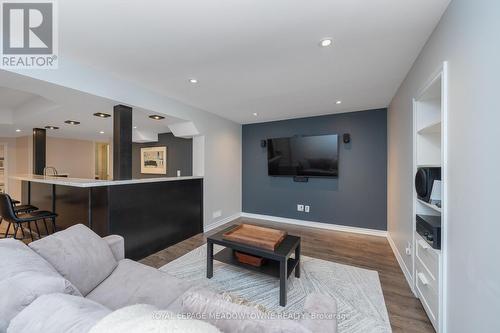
[
  {"left": 0, "top": 88, "right": 38, "bottom": 109},
  {"left": 0, "top": 86, "right": 183, "bottom": 141},
  {"left": 59, "top": 0, "right": 450, "bottom": 124}
]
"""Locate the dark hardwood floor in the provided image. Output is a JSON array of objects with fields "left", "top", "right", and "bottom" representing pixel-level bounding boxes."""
[{"left": 140, "top": 217, "right": 435, "bottom": 333}]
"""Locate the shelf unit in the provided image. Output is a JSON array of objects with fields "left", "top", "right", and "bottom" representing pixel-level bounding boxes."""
[
  {"left": 0, "top": 150, "right": 5, "bottom": 194},
  {"left": 413, "top": 62, "right": 448, "bottom": 333},
  {"left": 417, "top": 199, "right": 442, "bottom": 213},
  {"left": 417, "top": 121, "right": 441, "bottom": 135}
]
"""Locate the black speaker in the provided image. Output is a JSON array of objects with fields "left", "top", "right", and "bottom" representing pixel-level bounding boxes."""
[
  {"left": 343, "top": 133, "right": 351, "bottom": 144},
  {"left": 260, "top": 140, "right": 267, "bottom": 148},
  {"left": 415, "top": 167, "right": 441, "bottom": 203}
]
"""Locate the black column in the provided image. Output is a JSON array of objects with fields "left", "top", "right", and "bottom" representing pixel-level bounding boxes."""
[
  {"left": 33, "top": 128, "right": 46, "bottom": 175},
  {"left": 113, "top": 104, "right": 133, "bottom": 180}
]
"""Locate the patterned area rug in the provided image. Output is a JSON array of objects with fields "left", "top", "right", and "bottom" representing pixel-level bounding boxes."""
[{"left": 160, "top": 244, "right": 391, "bottom": 333}]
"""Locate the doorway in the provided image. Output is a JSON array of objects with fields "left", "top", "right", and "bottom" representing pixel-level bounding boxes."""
[{"left": 95, "top": 142, "right": 110, "bottom": 180}]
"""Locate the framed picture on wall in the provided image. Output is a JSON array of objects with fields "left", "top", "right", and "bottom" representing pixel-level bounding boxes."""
[{"left": 141, "top": 147, "right": 167, "bottom": 174}]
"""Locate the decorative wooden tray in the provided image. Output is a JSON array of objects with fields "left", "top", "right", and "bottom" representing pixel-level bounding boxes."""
[{"left": 222, "top": 224, "right": 287, "bottom": 251}]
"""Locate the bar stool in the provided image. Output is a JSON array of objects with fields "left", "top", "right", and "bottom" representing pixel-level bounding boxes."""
[
  {"left": 0, "top": 194, "right": 58, "bottom": 241},
  {"left": 14, "top": 204, "right": 38, "bottom": 213},
  {"left": 1, "top": 203, "right": 39, "bottom": 238},
  {"left": 0, "top": 196, "right": 38, "bottom": 237}
]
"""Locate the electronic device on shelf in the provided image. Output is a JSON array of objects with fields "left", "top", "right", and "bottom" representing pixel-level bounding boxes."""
[
  {"left": 415, "top": 167, "right": 441, "bottom": 203},
  {"left": 416, "top": 214, "right": 441, "bottom": 249},
  {"left": 430, "top": 180, "right": 442, "bottom": 207}
]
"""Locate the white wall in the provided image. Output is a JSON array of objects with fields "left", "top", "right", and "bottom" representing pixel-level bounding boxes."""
[
  {"left": 0, "top": 138, "right": 18, "bottom": 199},
  {"left": 0, "top": 136, "right": 34, "bottom": 200},
  {"left": 46, "top": 136, "right": 95, "bottom": 179},
  {"left": 2, "top": 61, "right": 242, "bottom": 229},
  {"left": 388, "top": 0, "right": 500, "bottom": 331}
]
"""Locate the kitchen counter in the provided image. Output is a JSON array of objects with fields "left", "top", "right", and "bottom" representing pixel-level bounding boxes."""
[
  {"left": 12, "top": 174, "right": 204, "bottom": 259},
  {"left": 11, "top": 174, "right": 203, "bottom": 188}
]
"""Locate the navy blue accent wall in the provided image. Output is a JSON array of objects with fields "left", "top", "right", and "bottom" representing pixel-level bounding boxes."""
[{"left": 242, "top": 108, "right": 387, "bottom": 230}]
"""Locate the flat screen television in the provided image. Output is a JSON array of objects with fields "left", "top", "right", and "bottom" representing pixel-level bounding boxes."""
[{"left": 267, "top": 134, "right": 339, "bottom": 178}]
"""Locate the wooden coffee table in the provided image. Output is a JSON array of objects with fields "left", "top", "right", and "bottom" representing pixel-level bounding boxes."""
[{"left": 207, "top": 225, "right": 301, "bottom": 306}]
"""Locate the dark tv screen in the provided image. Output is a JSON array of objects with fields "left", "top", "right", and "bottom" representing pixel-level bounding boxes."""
[{"left": 267, "top": 134, "right": 339, "bottom": 177}]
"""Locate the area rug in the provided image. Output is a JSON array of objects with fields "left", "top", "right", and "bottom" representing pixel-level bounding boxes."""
[{"left": 160, "top": 244, "right": 391, "bottom": 333}]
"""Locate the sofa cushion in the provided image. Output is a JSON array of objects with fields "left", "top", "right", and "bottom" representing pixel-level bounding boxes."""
[
  {"left": 7, "top": 293, "right": 111, "bottom": 333},
  {"left": 89, "top": 304, "right": 220, "bottom": 333},
  {"left": 0, "top": 239, "right": 81, "bottom": 332},
  {"left": 300, "top": 293, "right": 338, "bottom": 333},
  {"left": 102, "top": 235, "right": 125, "bottom": 261},
  {"left": 86, "top": 259, "right": 192, "bottom": 310},
  {"left": 29, "top": 224, "right": 118, "bottom": 296},
  {"left": 181, "top": 289, "right": 312, "bottom": 333}
]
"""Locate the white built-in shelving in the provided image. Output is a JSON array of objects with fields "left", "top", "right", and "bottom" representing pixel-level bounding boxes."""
[
  {"left": 417, "top": 120, "right": 441, "bottom": 135},
  {"left": 417, "top": 199, "right": 442, "bottom": 213},
  {"left": 413, "top": 62, "right": 448, "bottom": 333},
  {"left": 0, "top": 148, "right": 5, "bottom": 194}
]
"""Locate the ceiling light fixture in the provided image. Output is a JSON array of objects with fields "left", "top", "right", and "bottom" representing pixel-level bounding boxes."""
[
  {"left": 99, "top": 131, "right": 105, "bottom": 134},
  {"left": 133, "top": 126, "right": 137, "bottom": 129},
  {"left": 93, "top": 112, "right": 111, "bottom": 118},
  {"left": 149, "top": 115, "right": 165, "bottom": 120},
  {"left": 336, "top": 100, "right": 342, "bottom": 104},
  {"left": 320, "top": 38, "right": 333, "bottom": 47},
  {"left": 45, "top": 126, "right": 59, "bottom": 130},
  {"left": 15, "top": 129, "right": 21, "bottom": 132},
  {"left": 253, "top": 113, "right": 258, "bottom": 116},
  {"left": 189, "top": 78, "right": 198, "bottom": 84},
  {"left": 64, "top": 120, "right": 80, "bottom": 125}
]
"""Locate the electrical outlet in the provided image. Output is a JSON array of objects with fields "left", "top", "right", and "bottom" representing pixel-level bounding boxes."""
[
  {"left": 297, "top": 204, "right": 304, "bottom": 212},
  {"left": 405, "top": 241, "right": 412, "bottom": 255},
  {"left": 212, "top": 210, "right": 222, "bottom": 219},
  {"left": 304, "top": 205, "right": 310, "bottom": 213}
]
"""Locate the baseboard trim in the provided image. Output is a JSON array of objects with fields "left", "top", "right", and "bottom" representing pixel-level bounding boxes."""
[
  {"left": 387, "top": 232, "right": 415, "bottom": 295},
  {"left": 203, "top": 213, "right": 241, "bottom": 233},
  {"left": 240, "top": 212, "right": 387, "bottom": 237}
]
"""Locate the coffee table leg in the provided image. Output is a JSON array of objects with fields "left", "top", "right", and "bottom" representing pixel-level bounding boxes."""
[
  {"left": 280, "top": 259, "right": 287, "bottom": 306},
  {"left": 207, "top": 241, "right": 213, "bottom": 278},
  {"left": 295, "top": 243, "right": 301, "bottom": 278}
]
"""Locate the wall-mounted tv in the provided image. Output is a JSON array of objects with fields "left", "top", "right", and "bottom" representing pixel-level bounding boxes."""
[{"left": 267, "top": 134, "right": 339, "bottom": 178}]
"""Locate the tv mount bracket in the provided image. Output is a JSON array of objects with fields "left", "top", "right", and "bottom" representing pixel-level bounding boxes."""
[{"left": 293, "top": 176, "right": 309, "bottom": 183}]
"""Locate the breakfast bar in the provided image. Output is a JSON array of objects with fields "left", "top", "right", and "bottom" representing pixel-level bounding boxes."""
[{"left": 11, "top": 175, "right": 203, "bottom": 260}]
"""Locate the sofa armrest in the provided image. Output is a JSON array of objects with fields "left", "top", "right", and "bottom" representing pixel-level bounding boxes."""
[{"left": 103, "top": 235, "right": 125, "bottom": 261}]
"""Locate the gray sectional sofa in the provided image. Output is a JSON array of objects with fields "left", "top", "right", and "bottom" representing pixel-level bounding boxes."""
[{"left": 0, "top": 224, "right": 337, "bottom": 333}]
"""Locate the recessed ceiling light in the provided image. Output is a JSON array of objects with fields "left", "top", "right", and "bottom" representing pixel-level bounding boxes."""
[
  {"left": 64, "top": 120, "right": 80, "bottom": 125},
  {"left": 93, "top": 112, "right": 111, "bottom": 118},
  {"left": 320, "top": 38, "right": 333, "bottom": 47},
  {"left": 189, "top": 78, "right": 198, "bottom": 84},
  {"left": 149, "top": 115, "right": 165, "bottom": 120},
  {"left": 133, "top": 126, "right": 137, "bottom": 129},
  {"left": 99, "top": 131, "right": 105, "bottom": 134},
  {"left": 336, "top": 100, "right": 342, "bottom": 104},
  {"left": 253, "top": 113, "right": 258, "bottom": 116},
  {"left": 15, "top": 129, "right": 21, "bottom": 132},
  {"left": 45, "top": 126, "right": 59, "bottom": 130}
]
